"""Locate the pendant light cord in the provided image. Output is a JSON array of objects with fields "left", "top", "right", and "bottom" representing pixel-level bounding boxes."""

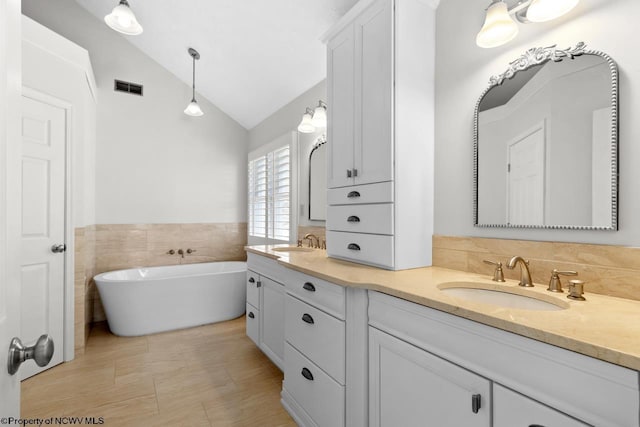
[{"left": 192, "top": 55, "right": 196, "bottom": 102}]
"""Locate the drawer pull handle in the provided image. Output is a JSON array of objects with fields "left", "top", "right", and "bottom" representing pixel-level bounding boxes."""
[
  {"left": 353, "top": 168, "right": 358, "bottom": 177},
  {"left": 347, "top": 216, "right": 360, "bottom": 222},
  {"left": 248, "top": 312, "right": 255, "bottom": 319},
  {"left": 301, "top": 313, "right": 314, "bottom": 324},
  {"left": 303, "top": 282, "right": 316, "bottom": 292},
  {"left": 248, "top": 277, "right": 255, "bottom": 283},
  {"left": 529, "top": 425, "right": 546, "bottom": 427},
  {"left": 347, "top": 169, "right": 352, "bottom": 178},
  {"left": 348, "top": 243, "right": 361, "bottom": 251},
  {"left": 347, "top": 191, "right": 360, "bottom": 198},
  {"left": 471, "top": 394, "right": 481, "bottom": 414},
  {"left": 301, "top": 367, "right": 314, "bottom": 381}
]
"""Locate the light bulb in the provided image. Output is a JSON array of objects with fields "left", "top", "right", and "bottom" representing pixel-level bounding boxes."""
[
  {"left": 184, "top": 100, "right": 204, "bottom": 117},
  {"left": 476, "top": 1, "right": 519, "bottom": 48},
  {"left": 297, "top": 113, "right": 315, "bottom": 133},
  {"left": 105, "top": 2, "right": 143, "bottom": 36},
  {"left": 526, "top": 0, "right": 579, "bottom": 22},
  {"left": 311, "top": 105, "right": 327, "bottom": 128}
]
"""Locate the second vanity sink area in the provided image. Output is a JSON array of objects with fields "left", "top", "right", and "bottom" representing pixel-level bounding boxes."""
[
  {"left": 438, "top": 282, "right": 569, "bottom": 311},
  {"left": 245, "top": 245, "right": 640, "bottom": 427}
]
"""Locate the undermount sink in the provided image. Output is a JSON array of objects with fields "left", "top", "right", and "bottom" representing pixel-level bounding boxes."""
[
  {"left": 438, "top": 282, "right": 568, "bottom": 311},
  {"left": 271, "top": 246, "right": 314, "bottom": 253}
]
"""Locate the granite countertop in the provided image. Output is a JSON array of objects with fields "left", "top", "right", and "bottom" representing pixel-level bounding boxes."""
[{"left": 246, "top": 245, "right": 640, "bottom": 371}]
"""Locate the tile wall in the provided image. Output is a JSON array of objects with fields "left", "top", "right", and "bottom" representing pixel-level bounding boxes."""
[{"left": 433, "top": 235, "right": 640, "bottom": 301}]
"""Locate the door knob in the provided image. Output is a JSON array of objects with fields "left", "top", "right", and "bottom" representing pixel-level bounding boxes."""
[
  {"left": 51, "top": 244, "right": 66, "bottom": 253},
  {"left": 7, "top": 334, "right": 54, "bottom": 375}
]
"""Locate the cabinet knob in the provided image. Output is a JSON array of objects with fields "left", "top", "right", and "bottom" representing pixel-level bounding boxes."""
[
  {"left": 352, "top": 168, "right": 358, "bottom": 177},
  {"left": 348, "top": 243, "right": 361, "bottom": 251},
  {"left": 256, "top": 280, "right": 262, "bottom": 288},
  {"left": 248, "top": 277, "right": 255, "bottom": 283},
  {"left": 302, "top": 282, "right": 316, "bottom": 292},
  {"left": 471, "top": 394, "right": 481, "bottom": 414},
  {"left": 347, "top": 191, "right": 360, "bottom": 198},
  {"left": 347, "top": 169, "right": 352, "bottom": 178},
  {"left": 301, "top": 367, "right": 314, "bottom": 381},
  {"left": 347, "top": 216, "right": 360, "bottom": 223},
  {"left": 248, "top": 312, "right": 255, "bottom": 319},
  {"left": 301, "top": 313, "right": 315, "bottom": 324}
]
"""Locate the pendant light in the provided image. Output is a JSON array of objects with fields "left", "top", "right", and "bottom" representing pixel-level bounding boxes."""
[
  {"left": 184, "top": 48, "right": 204, "bottom": 117},
  {"left": 476, "top": 0, "right": 519, "bottom": 49},
  {"left": 297, "top": 108, "right": 315, "bottom": 133},
  {"left": 105, "top": 0, "right": 143, "bottom": 35},
  {"left": 311, "top": 101, "right": 327, "bottom": 128},
  {"left": 526, "top": 0, "right": 579, "bottom": 22}
]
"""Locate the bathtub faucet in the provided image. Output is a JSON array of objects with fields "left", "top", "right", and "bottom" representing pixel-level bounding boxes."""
[{"left": 177, "top": 249, "right": 185, "bottom": 258}]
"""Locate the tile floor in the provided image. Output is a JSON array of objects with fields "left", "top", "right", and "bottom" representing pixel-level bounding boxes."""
[{"left": 21, "top": 317, "right": 296, "bottom": 426}]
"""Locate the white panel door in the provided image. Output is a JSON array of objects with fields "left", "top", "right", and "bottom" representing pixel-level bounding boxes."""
[
  {"left": 507, "top": 125, "right": 545, "bottom": 226},
  {"left": 354, "top": 0, "right": 393, "bottom": 186},
  {"left": 0, "top": 0, "right": 23, "bottom": 413},
  {"left": 327, "top": 25, "right": 355, "bottom": 189},
  {"left": 19, "top": 95, "right": 66, "bottom": 379},
  {"left": 369, "top": 327, "right": 491, "bottom": 427}
]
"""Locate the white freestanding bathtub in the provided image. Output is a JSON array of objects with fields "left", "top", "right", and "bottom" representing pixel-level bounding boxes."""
[{"left": 94, "top": 262, "right": 247, "bottom": 336}]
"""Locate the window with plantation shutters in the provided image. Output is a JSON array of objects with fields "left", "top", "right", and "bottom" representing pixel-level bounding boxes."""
[{"left": 248, "top": 138, "right": 294, "bottom": 245}]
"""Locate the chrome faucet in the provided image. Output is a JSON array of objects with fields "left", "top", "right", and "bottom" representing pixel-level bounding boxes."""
[
  {"left": 303, "top": 233, "right": 320, "bottom": 249},
  {"left": 507, "top": 256, "right": 534, "bottom": 287}
]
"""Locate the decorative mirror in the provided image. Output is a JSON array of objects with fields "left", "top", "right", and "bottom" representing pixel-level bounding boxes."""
[
  {"left": 308, "top": 136, "right": 327, "bottom": 220},
  {"left": 474, "top": 42, "right": 618, "bottom": 230}
]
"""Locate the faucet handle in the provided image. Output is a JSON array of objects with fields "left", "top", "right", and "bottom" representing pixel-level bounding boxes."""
[
  {"left": 547, "top": 269, "right": 578, "bottom": 293},
  {"left": 483, "top": 260, "right": 505, "bottom": 282},
  {"left": 297, "top": 239, "right": 303, "bottom": 247},
  {"left": 567, "top": 279, "right": 586, "bottom": 301}
]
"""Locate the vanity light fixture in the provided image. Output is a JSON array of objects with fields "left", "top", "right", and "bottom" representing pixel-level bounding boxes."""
[
  {"left": 476, "top": 0, "right": 579, "bottom": 48},
  {"left": 104, "top": 0, "right": 143, "bottom": 36},
  {"left": 297, "top": 100, "right": 327, "bottom": 133},
  {"left": 184, "top": 48, "right": 204, "bottom": 117}
]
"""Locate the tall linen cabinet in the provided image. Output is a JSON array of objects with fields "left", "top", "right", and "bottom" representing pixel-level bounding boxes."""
[{"left": 324, "top": 0, "right": 437, "bottom": 270}]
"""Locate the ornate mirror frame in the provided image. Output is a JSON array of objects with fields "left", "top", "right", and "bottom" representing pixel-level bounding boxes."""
[{"left": 473, "top": 42, "right": 619, "bottom": 230}]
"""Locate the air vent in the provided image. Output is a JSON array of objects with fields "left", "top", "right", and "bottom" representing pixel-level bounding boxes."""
[{"left": 114, "top": 79, "right": 143, "bottom": 96}]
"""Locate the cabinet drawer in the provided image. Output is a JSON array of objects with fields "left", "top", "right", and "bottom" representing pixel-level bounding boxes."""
[
  {"left": 246, "top": 270, "right": 260, "bottom": 307},
  {"left": 327, "top": 204, "right": 393, "bottom": 235},
  {"left": 245, "top": 303, "right": 259, "bottom": 346},
  {"left": 285, "top": 295, "right": 346, "bottom": 384},
  {"left": 284, "top": 343, "right": 345, "bottom": 427},
  {"left": 327, "top": 181, "right": 393, "bottom": 205},
  {"left": 327, "top": 231, "right": 393, "bottom": 269},
  {"left": 285, "top": 270, "right": 346, "bottom": 320},
  {"left": 494, "top": 384, "right": 589, "bottom": 427}
]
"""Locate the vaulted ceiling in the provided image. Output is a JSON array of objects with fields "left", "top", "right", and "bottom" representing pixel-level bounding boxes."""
[{"left": 75, "top": 0, "right": 359, "bottom": 129}]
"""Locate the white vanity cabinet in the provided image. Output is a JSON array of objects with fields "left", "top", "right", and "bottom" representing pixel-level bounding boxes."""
[
  {"left": 369, "top": 327, "right": 491, "bottom": 427},
  {"left": 368, "top": 291, "right": 640, "bottom": 427},
  {"left": 281, "top": 270, "right": 348, "bottom": 427},
  {"left": 245, "top": 253, "right": 288, "bottom": 370},
  {"left": 493, "top": 384, "right": 589, "bottom": 427},
  {"left": 324, "top": 0, "right": 436, "bottom": 270}
]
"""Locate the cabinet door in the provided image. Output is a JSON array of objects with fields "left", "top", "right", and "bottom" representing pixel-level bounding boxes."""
[
  {"left": 369, "top": 327, "right": 491, "bottom": 427},
  {"left": 494, "top": 384, "right": 589, "bottom": 427},
  {"left": 327, "top": 24, "right": 355, "bottom": 189},
  {"left": 260, "top": 277, "right": 285, "bottom": 369},
  {"left": 354, "top": 0, "right": 393, "bottom": 185}
]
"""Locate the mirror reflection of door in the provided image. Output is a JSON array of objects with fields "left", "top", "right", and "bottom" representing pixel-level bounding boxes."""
[
  {"left": 507, "top": 123, "right": 545, "bottom": 226},
  {"left": 309, "top": 140, "right": 327, "bottom": 221}
]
